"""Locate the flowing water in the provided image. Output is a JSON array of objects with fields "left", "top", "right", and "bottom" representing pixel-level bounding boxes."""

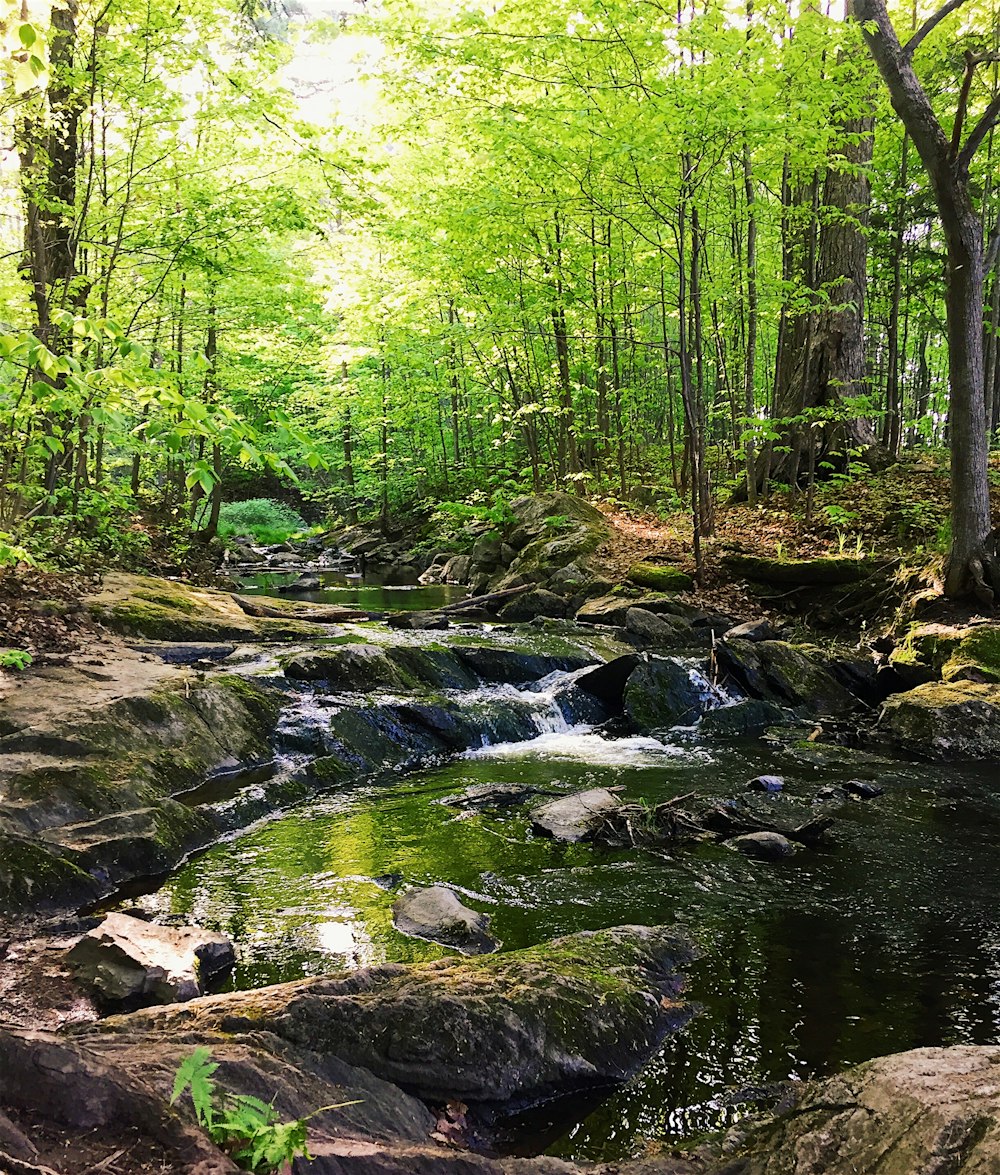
[{"left": 129, "top": 651, "right": 1000, "bottom": 1162}]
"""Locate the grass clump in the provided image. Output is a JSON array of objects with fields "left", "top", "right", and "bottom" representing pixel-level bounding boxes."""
[{"left": 218, "top": 499, "right": 308, "bottom": 545}]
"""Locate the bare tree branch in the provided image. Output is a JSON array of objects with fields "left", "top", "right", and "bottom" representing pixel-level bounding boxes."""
[
  {"left": 959, "top": 94, "right": 1000, "bottom": 170},
  {"left": 904, "top": 0, "right": 972, "bottom": 58}
]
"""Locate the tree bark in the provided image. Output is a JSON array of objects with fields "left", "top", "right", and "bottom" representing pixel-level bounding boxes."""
[{"left": 854, "top": 0, "right": 997, "bottom": 599}]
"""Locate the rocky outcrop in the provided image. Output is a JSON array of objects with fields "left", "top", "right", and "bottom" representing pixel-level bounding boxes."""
[
  {"left": 84, "top": 925, "right": 694, "bottom": 1108},
  {"left": 392, "top": 887, "right": 498, "bottom": 955},
  {"left": 877, "top": 680, "right": 1000, "bottom": 760},
  {"left": 729, "top": 1045, "right": 1000, "bottom": 1174},
  {"left": 84, "top": 574, "right": 320, "bottom": 642},
  {"left": 65, "top": 913, "right": 235, "bottom": 1007},
  {"left": 530, "top": 788, "right": 623, "bottom": 842},
  {"left": 0, "top": 662, "right": 281, "bottom": 916},
  {"left": 716, "top": 639, "right": 862, "bottom": 716}
]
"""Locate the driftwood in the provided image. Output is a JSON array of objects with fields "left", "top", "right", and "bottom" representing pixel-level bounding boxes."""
[
  {"left": 435, "top": 583, "right": 533, "bottom": 616},
  {"left": 233, "top": 595, "right": 369, "bottom": 623},
  {"left": 698, "top": 803, "right": 835, "bottom": 847},
  {"left": 596, "top": 793, "right": 838, "bottom": 851}
]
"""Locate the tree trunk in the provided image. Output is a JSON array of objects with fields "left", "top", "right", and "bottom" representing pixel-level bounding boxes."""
[{"left": 855, "top": 0, "right": 999, "bottom": 599}]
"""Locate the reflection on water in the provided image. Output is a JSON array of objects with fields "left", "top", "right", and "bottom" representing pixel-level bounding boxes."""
[
  {"left": 239, "top": 568, "right": 467, "bottom": 612},
  {"left": 134, "top": 731, "right": 1000, "bottom": 1162}
]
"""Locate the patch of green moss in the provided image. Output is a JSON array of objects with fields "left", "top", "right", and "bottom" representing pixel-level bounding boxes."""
[
  {"left": 0, "top": 833, "right": 99, "bottom": 916},
  {"left": 723, "top": 553, "right": 878, "bottom": 586},
  {"left": 627, "top": 562, "right": 693, "bottom": 592}
]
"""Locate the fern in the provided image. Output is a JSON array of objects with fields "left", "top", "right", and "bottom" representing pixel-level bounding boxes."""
[
  {"left": 171, "top": 1047, "right": 219, "bottom": 1129},
  {"left": 170, "top": 1048, "right": 359, "bottom": 1174}
]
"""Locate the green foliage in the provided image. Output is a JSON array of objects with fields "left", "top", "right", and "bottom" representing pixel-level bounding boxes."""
[
  {"left": 217, "top": 499, "right": 308, "bottom": 544},
  {"left": 0, "top": 649, "right": 33, "bottom": 670},
  {"left": 170, "top": 1047, "right": 312, "bottom": 1174},
  {"left": 0, "top": 534, "right": 33, "bottom": 568}
]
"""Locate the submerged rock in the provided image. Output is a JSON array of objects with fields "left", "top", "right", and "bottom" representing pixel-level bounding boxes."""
[
  {"left": 441, "top": 783, "right": 557, "bottom": 810},
  {"left": 393, "top": 886, "right": 498, "bottom": 956},
  {"left": 89, "top": 924, "right": 695, "bottom": 1107},
  {"left": 530, "top": 787, "right": 622, "bottom": 842},
  {"left": 66, "top": 913, "right": 235, "bottom": 1007},
  {"left": 728, "top": 831, "right": 796, "bottom": 860}
]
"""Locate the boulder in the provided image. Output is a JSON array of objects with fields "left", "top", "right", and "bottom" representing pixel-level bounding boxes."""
[
  {"left": 624, "top": 608, "right": 690, "bottom": 646},
  {"left": 623, "top": 657, "right": 704, "bottom": 730},
  {"left": 284, "top": 645, "right": 407, "bottom": 689},
  {"left": 727, "top": 832, "right": 796, "bottom": 860},
  {"left": 889, "top": 621, "right": 1000, "bottom": 685},
  {"left": 392, "top": 886, "right": 498, "bottom": 955},
  {"left": 724, "top": 620, "right": 775, "bottom": 642},
  {"left": 65, "top": 913, "right": 234, "bottom": 1006},
  {"left": 574, "top": 654, "right": 642, "bottom": 709},
  {"left": 495, "top": 494, "right": 610, "bottom": 592},
  {"left": 498, "top": 588, "right": 569, "bottom": 622},
  {"left": 575, "top": 594, "right": 637, "bottom": 626},
  {"left": 442, "top": 555, "right": 472, "bottom": 584},
  {"left": 88, "top": 925, "right": 695, "bottom": 1108},
  {"left": 470, "top": 533, "right": 504, "bottom": 570},
  {"left": 731, "top": 1045, "right": 1000, "bottom": 1174},
  {"left": 877, "top": 681, "right": 1000, "bottom": 759},
  {"left": 626, "top": 562, "right": 693, "bottom": 592},
  {"left": 530, "top": 788, "right": 623, "bottom": 842},
  {"left": 716, "top": 639, "right": 859, "bottom": 716},
  {"left": 747, "top": 775, "right": 784, "bottom": 793}
]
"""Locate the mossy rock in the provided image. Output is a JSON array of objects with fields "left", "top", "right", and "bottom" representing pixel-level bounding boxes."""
[
  {"left": 878, "top": 680, "right": 1000, "bottom": 760},
  {"left": 89, "top": 924, "right": 695, "bottom": 1108},
  {"left": 717, "top": 639, "right": 859, "bottom": 716},
  {"left": 890, "top": 622, "right": 1000, "bottom": 685},
  {"left": 626, "top": 562, "right": 693, "bottom": 592},
  {"left": 0, "top": 833, "right": 101, "bottom": 913},
  {"left": 723, "top": 553, "right": 882, "bottom": 586},
  {"left": 624, "top": 657, "right": 703, "bottom": 731}
]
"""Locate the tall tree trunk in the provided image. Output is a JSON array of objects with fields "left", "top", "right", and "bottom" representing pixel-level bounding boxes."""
[
  {"left": 856, "top": 0, "right": 1000, "bottom": 599},
  {"left": 765, "top": 105, "right": 883, "bottom": 491}
]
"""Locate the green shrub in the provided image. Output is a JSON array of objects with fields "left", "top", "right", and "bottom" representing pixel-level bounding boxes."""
[
  {"left": 171, "top": 1047, "right": 359, "bottom": 1174},
  {"left": 217, "top": 499, "right": 307, "bottom": 545}
]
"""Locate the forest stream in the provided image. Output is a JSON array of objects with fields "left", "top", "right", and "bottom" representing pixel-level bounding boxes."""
[{"left": 92, "top": 583, "right": 1000, "bottom": 1165}]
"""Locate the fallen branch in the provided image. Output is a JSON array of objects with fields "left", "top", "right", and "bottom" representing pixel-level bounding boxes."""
[{"left": 434, "top": 583, "right": 534, "bottom": 616}]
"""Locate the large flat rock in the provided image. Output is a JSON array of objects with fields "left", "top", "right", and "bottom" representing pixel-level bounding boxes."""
[{"left": 83, "top": 925, "right": 695, "bottom": 1107}]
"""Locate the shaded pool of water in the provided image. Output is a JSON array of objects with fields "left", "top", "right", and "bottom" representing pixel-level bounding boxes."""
[
  {"left": 134, "top": 728, "right": 1000, "bottom": 1161},
  {"left": 238, "top": 568, "right": 467, "bottom": 613}
]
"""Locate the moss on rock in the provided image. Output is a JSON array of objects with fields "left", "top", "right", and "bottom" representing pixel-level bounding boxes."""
[
  {"left": 878, "top": 680, "right": 1000, "bottom": 760},
  {"left": 626, "top": 562, "right": 693, "bottom": 592}
]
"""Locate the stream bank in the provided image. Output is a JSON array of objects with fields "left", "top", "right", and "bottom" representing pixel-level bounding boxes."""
[{"left": 5, "top": 542, "right": 1000, "bottom": 1171}]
